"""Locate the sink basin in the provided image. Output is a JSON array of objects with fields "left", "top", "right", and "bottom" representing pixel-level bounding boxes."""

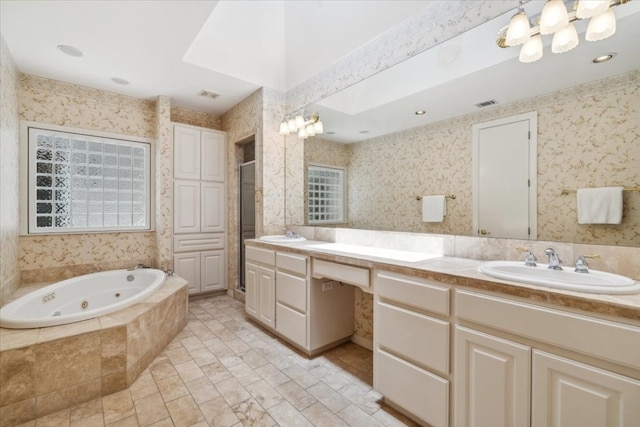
[
  {"left": 308, "top": 243, "right": 438, "bottom": 262},
  {"left": 259, "top": 235, "right": 307, "bottom": 243},
  {"left": 478, "top": 261, "right": 640, "bottom": 294}
]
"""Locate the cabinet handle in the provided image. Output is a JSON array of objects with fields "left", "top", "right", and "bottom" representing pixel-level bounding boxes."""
[{"left": 479, "top": 229, "right": 491, "bottom": 235}]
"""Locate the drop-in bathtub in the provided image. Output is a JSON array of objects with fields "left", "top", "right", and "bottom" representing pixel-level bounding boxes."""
[{"left": 0, "top": 268, "right": 167, "bottom": 329}]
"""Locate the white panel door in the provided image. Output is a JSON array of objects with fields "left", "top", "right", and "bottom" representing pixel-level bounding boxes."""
[
  {"left": 201, "top": 130, "right": 226, "bottom": 182},
  {"left": 201, "top": 182, "right": 225, "bottom": 233},
  {"left": 174, "top": 180, "right": 200, "bottom": 234},
  {"left": 454, "top": 326, "right": 531, "bottom": 427},
  {"left": 174, "top": 125, "right": 201, "bottom": 180},
  {"left": 245, "top": 262, "right": 258, "bottom": 318},
  {"left": 201, "top": 250, "right": 225, "bottom": 292},
  {"left": 532, "top": 350, "right": 640, "bottom": 427},
  {"left": 174, "top": 252, "right": 201, "bottom": 294},
  {"left": 472, "top": 112, "right": 536, "bottom": 240},
  {"left": 258, "top": 267, "right": 276, "bottom": 329}
]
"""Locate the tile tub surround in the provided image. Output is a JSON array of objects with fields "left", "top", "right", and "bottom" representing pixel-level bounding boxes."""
[{"left": 0, "top": 276, "right": 188, "bottom": 426}]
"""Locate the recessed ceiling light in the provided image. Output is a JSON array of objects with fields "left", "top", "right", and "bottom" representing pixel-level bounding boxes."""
[
  {"left": 593, "top": 53, "right": 616, "bottom": 64},
  {"left": 57, "top": 45, "right": 83, "bottom": 57},
  {"left": 111, "top": 77, "right": 129, "bottom": 85},
  {"left": 326, "top": 131, "right": 336, "bottom": 135},
  {"left": 415, "top": 110, "right": 426, "bottom": 115},
  {"left": 359, "top": 130, "right": 369, "bottom": 134}
]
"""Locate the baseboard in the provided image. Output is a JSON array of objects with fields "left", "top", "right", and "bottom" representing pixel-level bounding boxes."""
[{"left": 350, "top": 334, "right": 373, "bottom": 351}]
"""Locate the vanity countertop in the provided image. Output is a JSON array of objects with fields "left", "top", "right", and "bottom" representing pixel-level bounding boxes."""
[{"left": 245, "top": 239, "right": 640, "bottom": 322}]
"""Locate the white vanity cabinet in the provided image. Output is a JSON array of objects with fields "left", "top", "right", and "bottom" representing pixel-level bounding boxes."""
[
  {"left": 245, "top": 247, "right": 276, "bottom": 328},
  {"left": 373, "top": 271, "right": 451, "bottom": 427},
  {"left": 455, "top": 289, "right": 640, "bottom": 427},
  {"left": 172, "top": 123, "right": 227, "bottom": 295}
]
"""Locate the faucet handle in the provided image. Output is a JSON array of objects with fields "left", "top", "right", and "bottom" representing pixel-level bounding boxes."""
[
  {"left": 574, "top": 254, "right": 600, "bottom": 273},
  {"left": 515, "top": 247, "right": 537, "bottom": 267}
]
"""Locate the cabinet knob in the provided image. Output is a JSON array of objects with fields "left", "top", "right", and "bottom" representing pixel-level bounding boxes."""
[{"left": 479, "top": 229, "right": 491, "bottom": 235}]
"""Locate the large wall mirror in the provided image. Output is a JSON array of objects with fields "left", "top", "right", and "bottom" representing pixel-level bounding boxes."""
[{"left": 298, "top": 1, "right": 640, "bottom": 247}]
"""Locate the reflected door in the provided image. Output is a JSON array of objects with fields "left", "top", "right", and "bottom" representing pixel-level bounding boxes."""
[{"left": 472, "top": 112, "right": 537, "bottom": 240}]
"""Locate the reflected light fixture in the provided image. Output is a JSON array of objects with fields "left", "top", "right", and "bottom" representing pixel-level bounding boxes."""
[
  {"left": 279, "top": 112, "right": 323, "bottom": 139},
  {"left": 497, "top": 0, "right": 627, "bottom": 63}
]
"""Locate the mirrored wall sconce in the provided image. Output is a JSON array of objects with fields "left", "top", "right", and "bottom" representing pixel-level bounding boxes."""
[
  {"left": 497, "top": 0, "right": 628, "bottom": 63},
  {"left": 279, "top": 112, "right": 324, "bottom": 139}
]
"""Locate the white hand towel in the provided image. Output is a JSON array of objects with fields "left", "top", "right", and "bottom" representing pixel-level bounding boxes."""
[
  {"left": 577, "top": 187, "right": 624, "bottom": 224},
  {"left": 422, "top": 195, "right": 446, "bottom": 222}
]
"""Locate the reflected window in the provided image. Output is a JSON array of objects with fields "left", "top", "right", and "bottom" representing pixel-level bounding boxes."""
[
  {"left": 308, "top": 164, "right": 346, "bottom": 224},
  {"left": 27, "top": 126, "right": 151, "bottom": 234}
]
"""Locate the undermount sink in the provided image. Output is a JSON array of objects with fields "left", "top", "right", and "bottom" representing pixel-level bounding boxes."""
[
  {"left": 478, "top": 261, "right": 640, "bottom": 294},
  {"left": 259, "top": 235, "right": 307, "bottom": 243}
]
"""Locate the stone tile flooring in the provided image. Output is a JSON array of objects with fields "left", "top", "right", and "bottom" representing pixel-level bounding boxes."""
[{"left": 18, "top": 295, "right": 419, "bottom": 427}]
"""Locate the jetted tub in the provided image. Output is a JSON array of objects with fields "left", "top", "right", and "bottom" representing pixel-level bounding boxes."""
[{"left": 0, "top": 268, "right": 166, "bottom": 329}]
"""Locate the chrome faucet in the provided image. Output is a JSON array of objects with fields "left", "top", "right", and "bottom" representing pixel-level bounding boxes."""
[
  {"left": 283, "top": 227, "right": 299, "bottom": 238},
  {"left": 574, "top": 254, "right": 600, "bottom": 273},
  {"left": 544, "top": 248, "right": 563, "bottom": 270},
  {"left": 127, "top": 263, "right": 149, "bottom": 271},
  {"left": 515, "top": 247, "right": 537, "bottom": 267}
]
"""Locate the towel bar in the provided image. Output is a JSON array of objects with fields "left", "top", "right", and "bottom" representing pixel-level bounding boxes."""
[
  {"left": 560, "top": 186, "right": 640, "bottom": 195},
  {"left": 415, "top": 194, "right": 456, "bottom": 201}
]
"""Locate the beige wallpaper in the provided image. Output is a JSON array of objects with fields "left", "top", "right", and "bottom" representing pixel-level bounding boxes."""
[
  {"left": 306, "top": 71, "right": 640, "bottom": 246},
  {"left": 155, "top": 96, "right": 172, "bottom": 270},
  {"left": 171, "top": 106, "right": 222, "bottom": 130},
  {"left": 17, "top": 75, "right": 159, "bottom": 282},
  {"left": 0, "top": 35, "right": 21, "bottom": 304}
]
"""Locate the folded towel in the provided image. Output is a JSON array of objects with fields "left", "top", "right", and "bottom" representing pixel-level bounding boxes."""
[
  {"left": 422, "top": 195, "right": 446, "bottom": 222},
  {"left": 577, "top": 187, "right": 623, "bottom": 224}
]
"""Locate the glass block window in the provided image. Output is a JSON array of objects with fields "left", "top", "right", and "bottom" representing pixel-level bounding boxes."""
[
  {"left": 28, "top": 127, "right": 151, "bottom": 233},
  {"left": 308, "top": 165, "right": 346, "bottom": 224}
]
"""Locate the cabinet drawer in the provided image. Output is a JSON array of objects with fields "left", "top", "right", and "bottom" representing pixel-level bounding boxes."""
[
  {"left": 375, "top": 349, "right": 449, "bottom": 427},
  {"left": 376, "top": 301, "right": 449, "bottom": 374},
  {"left": 276, "top": 271, "right": 307, "bottom": 313},
  {"left": 276, "top": 302, "right": 307, "bottom": 349},
  {"left": 246, "top": 246, "right": 275, "bottom": 266},
  {"left": 276, "top": 252, "right": 307, "bottom": 276},
  {"left": 312, "top": 259, "right": 370, "bottom": 289},
  {"left": 174, "top": 233, "right": 224, "bottom": 252},
  {"left": 376, "top": 272, "right": 449, "bottom": 316},
  {"left": 456, "top": 290, "right": 640, "bottom": 370}
]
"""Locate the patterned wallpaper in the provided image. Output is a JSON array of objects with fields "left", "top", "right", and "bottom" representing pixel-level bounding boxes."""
[
  {"left": 0, "top": 35, "right": 21, "bottom": 304},
  {"left": 155, "top": 96, "right": 172, "bottom": 270},
  {"left": 171, "top": 106, "right": 222, "bottom": 130},
  {"left": 306, "top": 72, "right": 640, "bottom": 246},
  {"left": 17, "top": 75, "right": 160, "bottom": 281}
]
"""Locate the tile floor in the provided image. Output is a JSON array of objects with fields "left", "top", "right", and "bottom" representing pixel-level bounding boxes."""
[{"left": 17, "top": 294, "right": 419, "bottom": 427}]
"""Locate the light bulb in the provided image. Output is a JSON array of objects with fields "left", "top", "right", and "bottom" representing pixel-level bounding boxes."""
[
  {"left": 505, "top": 11, "right": 531, "bottom": 46},
  {"left": 305, "top": 124, "right": 316, "bottom": 137},
  {"left": 313, "top": 120, "right": 323, "bottom": 134},
  {"left": 298, "top": 128, "right": 307, "bottom": 139},
  {"left": 295, "top": 114, "right": 305, "bottom": 129},
  {"left": 287, "top": 117, "right": 296, "bottom": 132},
  {"left": 576, "top": 0, "right": 610, "bottom": 19},
  {"left": 586, "top": 8, "right": 616, "bottom": 41},
  {"left": 552, "top": 23, "right": 579, "bottom": 53},
  {"left": 279, "top": 120, "right": 289, "bottom": 135},
  {"left": 519, "top": 35, "right": 543, "bottom": 63},
  {"left": 540, "top": 0, "right": 569, "bottom": 35}
]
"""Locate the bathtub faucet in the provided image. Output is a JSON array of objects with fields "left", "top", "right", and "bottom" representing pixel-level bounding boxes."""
[{"left": 128, "top": 263, "right": 150, "bottom": 271}]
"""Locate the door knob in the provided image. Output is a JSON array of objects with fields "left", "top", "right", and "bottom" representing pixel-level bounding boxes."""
[{"left": 479, "top": 229, "right": 490, "bottom": 235}]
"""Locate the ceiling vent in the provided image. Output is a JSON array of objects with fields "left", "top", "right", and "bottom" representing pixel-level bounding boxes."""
[
  {"left": 198, "top": 90, "right": 220, "bottom": 100},
  {"left": 475, "top": 99, "right": 498, "bottom": 108}
]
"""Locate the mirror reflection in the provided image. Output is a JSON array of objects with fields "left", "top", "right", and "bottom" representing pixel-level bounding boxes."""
[{"left": 301, "top": 3, "right": 640, "bottom": 246}]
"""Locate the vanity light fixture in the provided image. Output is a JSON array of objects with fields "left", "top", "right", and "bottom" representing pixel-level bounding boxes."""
[
  {"left": 57, "top": 44, "right": 83, "bottom": 57},
  {"left": 279, "top": 111, "right": 323, "bottom": 139},
  {"left": 498, "top": 0, "right": 629, "bottom": 63}
]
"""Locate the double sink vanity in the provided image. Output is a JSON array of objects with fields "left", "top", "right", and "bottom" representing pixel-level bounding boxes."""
[{"left": 244, "top": 236, "right": 640, "bottom": 427}]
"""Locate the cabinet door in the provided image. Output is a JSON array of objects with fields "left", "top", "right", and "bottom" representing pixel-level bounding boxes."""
[
  {"left": 532, "top": 350, "right": 640, "bottom": 427},
  {"left": 454, "top": 326, "right": 531, "bottom": 427},
  {"left": 174, "top": 180, "right": 200, "bottom": 234},
  {"left": 174, "top": 252, "right": 201, "bottom": 294},
  {"left": 245, "top": 262, "right": 258, "bottom": 318},
  {"left": 258, "top": 267, "right": 276, "bottom": 329},
  {"left": 201, "top": 182, "right": 225, "bottom": 233},
  {"left": 201, "top": 250, "right": 225, "bottom": 292},
  {"left": 174, "top": 125, "right": 201, "bottom": 180},
  {"left": 201, "top": 130, "right": 226, "bottom": 182}
]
